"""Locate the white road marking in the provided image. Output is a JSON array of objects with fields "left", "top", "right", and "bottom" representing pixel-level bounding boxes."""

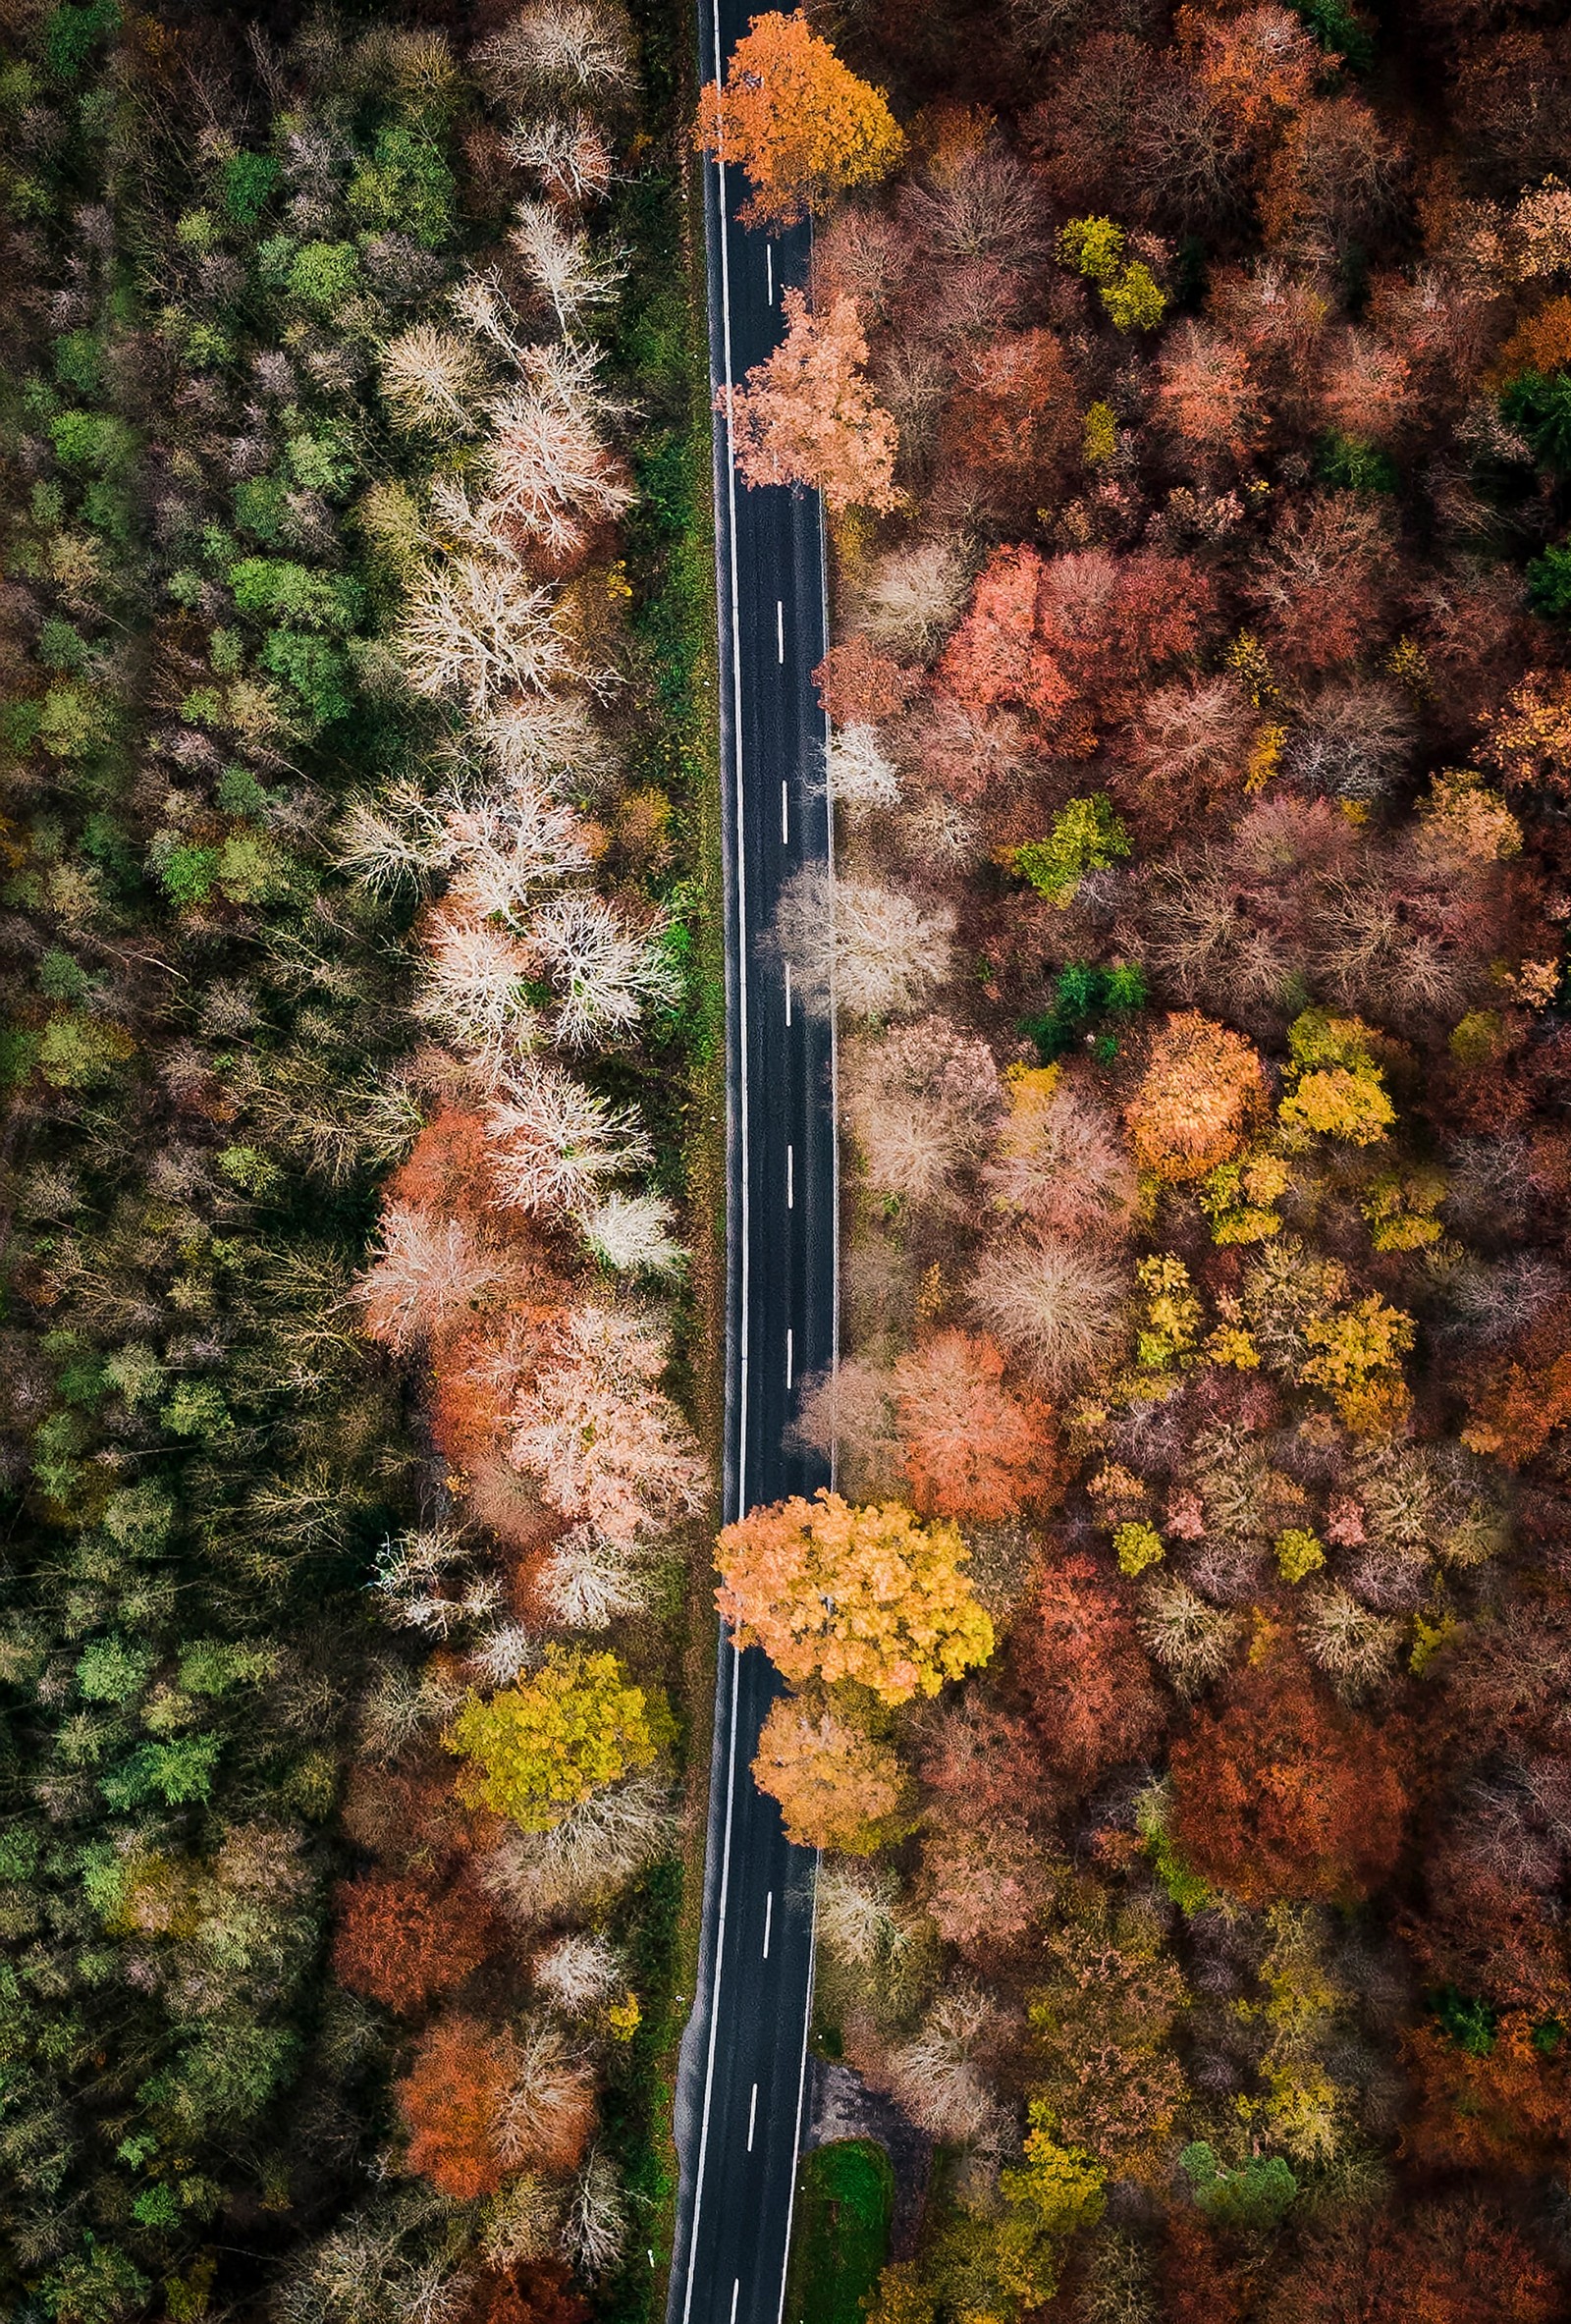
[
  {"left": 777, "top": 598, "right": 785, "bottom": 662},
  {"left": 747, "top": 2081, "right": 759, "bottom": 2151},
  {"left": 786, "top": 1144, "right": 793, "bottom": 1209},
  {"left": 784, "top": 962, "right": 791, "bottom": 1024},
  {"left": 785, "top": 1330, "right": 792, "bottom": 1391},
  {"left": 781, "top": 779, "right": 788, "bottom": 844},
  {"left": 731, "top": 2279, "right": 740, "bottom": 2324},
  {"left": 766, "top": 243, "right": 774, "bottom": 305},
  {"left": 763, "top": 1890, "right": 774, "bottom": 1958},
  {"left": 681, "top": 35, "right": 750, "bottom": 2315}
]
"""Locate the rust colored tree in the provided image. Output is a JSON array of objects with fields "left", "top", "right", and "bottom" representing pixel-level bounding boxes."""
[
  {"left": 333, "top": 1871, "right": 497, "bottom": 2014},
  {"left": 1169, "top": 1643, "right": 1407, "bottom": 1905},
  {"left": 397, "top": 2015, "right": 513, "bottom": 2200},
  {"left": 1013, "top": 1554, "right": 1165, "bottom": 1791},
  {"left": 893, "top": 1331, "right": 1060, "bottom": 1522}
]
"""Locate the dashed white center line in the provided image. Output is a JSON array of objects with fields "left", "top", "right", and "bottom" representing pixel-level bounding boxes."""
[
  {"left": 781, "top": 779, "right": 788, "bottom": 844},
  {"left": 730, "top": 2279, "right": 740, "bottom": 2324},
  {"left": 777, "top": 599, "right": 785, "bottom": 662},
  {"left": 747, "top": 2081, "right": 759, "bottom": 2151},
  {"left": 785, "top": 1330, "right": 793, "bottom": 1391},
  {"left": 786, "top": 1144, "right": 793, "bottom": 1209},
  {"left": 766, "top": 243, "right": 774, "bottom": 305},
  {"left": 763, "top": 1890, "right": 774, "bottom": 1958},
  {"left": 784, "top": 962, "right": 792, "bottom": 1025}
]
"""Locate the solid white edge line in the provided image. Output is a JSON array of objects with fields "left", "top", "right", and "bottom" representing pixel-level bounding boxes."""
[{"left": 680, "top": 6, "right": 748, "bottom": 2310}]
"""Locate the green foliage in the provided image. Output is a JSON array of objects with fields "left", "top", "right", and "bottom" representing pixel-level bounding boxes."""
[
  {"left": 1020, "top": 958, "right": 1147, "bottom": 1063},
  {"left": 48, "top": 409, "right": 135, "bottom": 473},
  {"left": 346, "top": 124, "right": 455, "bottom": 247},
  {"left": 1290, "top": 0, "right": 1374, "bottom": 69},
  {"left": 1317, "top": 430, "right": 1396, "bottom": 491},
  {"left": 1179, "top": 2142, "right": 1298, "bottom": 2231},
  {"left": 1011, "top": 795, "right": 1131, "bottom": 906},
  {"left": 229, "top": 558, "right": 365, "bottom": 632},
  {"left": 1527, "top": 544, "right": 1571, "bottom": 620},
  {"left": 1433, "top": 1987, "right": 1499, "bottom": 2056},
  {"left": 786, "top": 2141, "right": 894, "bottom": 2324},
  {"left": 1502, "top": 369, "right": 1571, "bottom": 476},
  {"left": 286, "top": 240, "right": 361, "bottom": 311},
  {"left": 42, "top": 1, "right": 122, "bottom": 83},
  {"left": 220, "top": 150, "right": 280, "bottom": 226},
  {"left": 259, "top": 629, "right": 352, "bottom": 727}
]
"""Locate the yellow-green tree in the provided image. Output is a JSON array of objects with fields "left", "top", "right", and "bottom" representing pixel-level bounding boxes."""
[
  {"left": 1278, "top": 1009, "right": 1394, "bottom": 1146},
  {"left": 716, "top": 1488, "right": 994, "bottom": 1704},
  {"left": 445, "top": 1647, "right": 659, "bottom": 1830},
  {"left": 694, "top": 10, "right": 903, "bottom": 228}
]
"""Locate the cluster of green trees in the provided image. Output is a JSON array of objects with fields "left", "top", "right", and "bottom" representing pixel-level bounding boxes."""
[{"left": 0, "top": 4, "right": 713, "bottom": 2317}]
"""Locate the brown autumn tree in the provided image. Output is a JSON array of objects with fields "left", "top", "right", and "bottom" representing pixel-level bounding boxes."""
[
  {"left": 483, "top": 2263, "right": 590, "bottom": 2324},
  {"left": 1013, "top": 1553, "right": 1165, "bottom": 1790},
  {"left": 333, "top": 1870, "right": 497, "bottom": 2014},
  {"left": 1262, "top": 2195, "right": 1559, "bottom": 2324},
  {"left": 1169, "top": 1642, "right": 1407, "bottom": 1905},
  {"left": 1404, "top": 2012, "right": 1571, "bottom": 2175}
]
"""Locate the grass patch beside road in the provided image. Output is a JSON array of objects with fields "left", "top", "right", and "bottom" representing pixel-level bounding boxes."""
[{"left": 786, "top": 2140, "right": 896, "bottom": 2324}]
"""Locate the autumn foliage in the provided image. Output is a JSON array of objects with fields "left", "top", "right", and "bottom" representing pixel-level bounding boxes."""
[
  {"left": 333, "top": 1870, "right": 497, "bottom": 2013},
  {"left": 724, "top": 289, "right": 900, "bottom": 513},
  {"left": 1169, "top": 1646, "right": 1407, "bottom": 1905},
  {"left": 1125, "top": 1012, "right": 1268, "bottom": 1180},
  {"left": 694, "top": 10, "right": 904, "bottom": 228},
  {"left": 715, "top": 1488, "right": 994, "bottom": 1703}
]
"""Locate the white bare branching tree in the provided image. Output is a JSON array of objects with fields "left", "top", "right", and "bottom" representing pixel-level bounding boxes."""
[
  {"left": 528, "top": 891, "right": 678, "bottom": 1047},
  {"left": 510, "top": 198, "right": 625, "bottom": 334},
  {"left": 772, "top": 864, "right": 953, "bottom": 1019},
  {"left": 485, "top": 1060, "right": 654, "bottom": 1213},
  {"left": 478, "top": 342, "right": 635, "bottom": 558},
  {"left": 472, "top": 3, "right": 635, "bottom": 109},
  {"left": 397, "top": 553, "right": 577, "bottom": 712},
  {"left": 824, "top": 722, "right": 901, "bottom": 812},
  {"left": 532, "top": 1930, "right": 626, "bottom": 2011},
  {"left": 379, "top": 322, "right": 489, "bottom": 436},
  {"left": 507, "top": 113, "right": 615, "bottom": 206},
  {"left": 574, "top": 1189, "right": 686, "bottom": 1276}
]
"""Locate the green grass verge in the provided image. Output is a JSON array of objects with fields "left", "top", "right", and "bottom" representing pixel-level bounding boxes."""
[{"left": 785, "top": 2141, "right": 896, "bottom": 2324}]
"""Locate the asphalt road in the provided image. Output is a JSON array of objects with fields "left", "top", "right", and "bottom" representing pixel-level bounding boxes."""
[{"left": 665, "top": 4, "right": 838, "bottom": 2321}]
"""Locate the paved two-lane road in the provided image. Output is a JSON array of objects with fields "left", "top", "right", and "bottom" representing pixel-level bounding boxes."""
[{"left": 666, "top": 4, "right": 837, "bottom": 2321}]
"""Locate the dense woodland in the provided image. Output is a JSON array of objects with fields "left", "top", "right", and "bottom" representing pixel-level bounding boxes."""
[
  {"left": 698, "top": 3, "right": 1571, "bottom": 2319},
  {"left": 0, "top": 3, "right": 716, "bottom": 2319}
]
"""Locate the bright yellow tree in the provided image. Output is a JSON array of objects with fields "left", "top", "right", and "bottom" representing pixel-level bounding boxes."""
[
  {"left": 715, "top": 1487, "right": 994, "bottom": 1704},
  {"left": 752, "top": 1696, "right": 913, "bottom": 1851},
  {"left": 445, "top": 1647, "right": 659, "bottom": 1830},
  {"left": 694, "top": 10, "right": 904, "bottom": 228}
]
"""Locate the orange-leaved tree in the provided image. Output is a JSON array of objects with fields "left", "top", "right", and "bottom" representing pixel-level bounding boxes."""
[
  {"left": 715, "top": 1487, "right": 994, "bottom": 1703},
  {"left": 694, "top": 10, "right": 903, "bottom": 228},
  {"left": 724, "top": 289, "right": 899, "bottom": 513},
  {"left": 1124, "top": 1011, "right": 1267, "bottom": 1180},
  {"left": 333, "top": 1870, "right": 497, "bottom": 2013},
  {"left": 397, "top": 2015, "right": 514, "bottom": 2200},
  {"left": 752, "top": 1696, "right": 913, "bottom": 1851},
  {"left": 892, "top": 1330, "right": 1060, "bottom": 1522}
]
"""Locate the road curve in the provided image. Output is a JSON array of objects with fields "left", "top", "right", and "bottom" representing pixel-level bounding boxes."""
[{"left": 665, "top": 4, "right": 838, "bottom": 2322}]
